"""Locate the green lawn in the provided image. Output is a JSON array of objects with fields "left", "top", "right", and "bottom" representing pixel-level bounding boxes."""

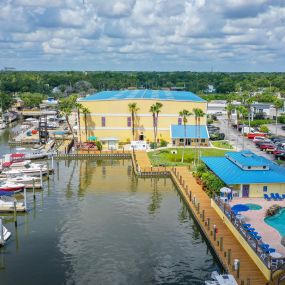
[
  {"left": 211, "top": 140, "right": 233, "bottom": 149},
  {"left": 148, "top": 148, "right": 228, "bottom": 166}
]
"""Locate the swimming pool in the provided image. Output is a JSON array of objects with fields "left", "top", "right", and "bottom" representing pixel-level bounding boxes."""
[
  {"left": 246, "top": 203, "right": 262, "bottom": 210},
  {"left": 265, "top": 208, "right": 285, "bottom": 236}
]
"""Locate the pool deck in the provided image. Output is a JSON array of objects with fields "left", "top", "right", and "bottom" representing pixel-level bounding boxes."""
[{"left": 230, "top": 198, "right": 285, "bottom": 256}]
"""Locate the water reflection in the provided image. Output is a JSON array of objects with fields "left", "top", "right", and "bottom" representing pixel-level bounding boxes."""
[{"left": 0, "top": 127, "right": 222, "bottom": 284}]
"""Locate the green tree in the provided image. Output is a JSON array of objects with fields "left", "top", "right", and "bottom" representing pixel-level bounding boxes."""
[
  {"left": 225, "top": 103, "right": 235, "bottom": 135},
  {"left": 58, "top": 95, "right": 77, "bottom": 139},
  {"left": 273, "top": 98, "right": 284, "bottom": 135},
  {"left": 149, "top": 102, "right": 163, "bottom": 144},
  {"left": 81, "top": 106, "right": 90, "bottom": 140},
  {"left": 128, "top": 102, "right": 139, "bottom": 141},
  {"left": 179, "top": 109, "right": 192, "bottom": 163},
  {"left": 196, "top": 109, "right": 205, "bottom": 163},
  {"left": 236, "top": 106, "right": 248, "bottom": 150}
]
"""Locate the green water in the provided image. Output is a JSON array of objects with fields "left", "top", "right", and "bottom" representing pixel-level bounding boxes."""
[
  {"left": 0, "top": 126, "right": 222, "bottom": 284},
  {"left": 246, "top": 204, "right": 262, "bottom": 210}
]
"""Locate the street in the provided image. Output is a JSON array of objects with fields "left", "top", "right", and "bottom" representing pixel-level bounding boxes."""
[{"left": 214, "top": 116, "right": 274, "bottom": 160}]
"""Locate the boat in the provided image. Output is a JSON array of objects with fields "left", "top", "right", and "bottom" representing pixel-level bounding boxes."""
[
  {"left": 0, "top": 172, "right": 38, "bottom": 185},
  {"left": 0, "top": 119, "right": 6, "bottom": 130},
  {"left": 0, "top": 181, "right": 25, "bottom": 192},
  {"left": 3, "top": 163, "right": 48, "bottom": 177},
  {"left": 0, "top": 196, "right": 25, "bottom": 208},
  {"left": 0, "top": 223, "right": 11, "bottom": 244},
  {"left": 205, "top": 272, "right": 238, "bottom": 285}
]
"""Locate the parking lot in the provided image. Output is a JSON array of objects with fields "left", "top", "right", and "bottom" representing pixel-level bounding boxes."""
[{"left": 213, "top": 116, "right": 275, "bottom": 161}]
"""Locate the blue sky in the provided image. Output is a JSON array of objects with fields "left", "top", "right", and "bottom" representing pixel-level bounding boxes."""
[{"left": 1, "top": 0, "right": 285, "bottom": 71}]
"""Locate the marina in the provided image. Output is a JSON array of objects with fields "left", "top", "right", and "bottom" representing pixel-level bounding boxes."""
[{"left": 0, "top": 126, "right": 223, "bottom": 284}]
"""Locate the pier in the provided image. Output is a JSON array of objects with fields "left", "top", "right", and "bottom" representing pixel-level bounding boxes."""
[{"left": 132, "top": 150, "right": 272, "bottom": 285}]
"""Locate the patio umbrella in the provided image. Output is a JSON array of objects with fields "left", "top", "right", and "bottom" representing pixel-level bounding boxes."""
[
  {"left": 88, "top": 136, "right": 97, "bottom": 141},
  {"left": 220, "top": 187, "right": 231, "bottom": 194},
  {"left": 231, "top": 204, "right": 249, "bottom": 213}
]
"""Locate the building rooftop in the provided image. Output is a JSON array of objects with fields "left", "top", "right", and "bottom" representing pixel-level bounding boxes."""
[
  {"left": 171, "top": 125, "right": 209, "bottom": 139},
  {"left": 80, "top": 89, "right": 205, "bottom": 102},
  {"left": 202, "top": 151, "right": 285, "bottom": 184}
]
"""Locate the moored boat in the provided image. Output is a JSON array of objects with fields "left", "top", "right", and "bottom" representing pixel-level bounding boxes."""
[
  {"left": 205, "top": 272, "right": 238, "bottom": 285},
  {"left": 0, "top": 181, "right": 25, "bottom": 192}
]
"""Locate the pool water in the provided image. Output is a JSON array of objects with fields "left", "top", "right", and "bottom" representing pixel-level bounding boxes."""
[
  {"left": 246, "top": 204, "right": 262, "bottom": 210},
  {"left": 265, "top": 208, "right": 285, "bottom": 236}
]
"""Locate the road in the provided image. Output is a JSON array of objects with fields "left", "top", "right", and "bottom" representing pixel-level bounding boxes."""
[{"left": 214, "top": 116, "right": 274, "bottom": 160}]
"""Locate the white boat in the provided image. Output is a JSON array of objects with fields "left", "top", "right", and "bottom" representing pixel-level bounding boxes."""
[
  {"left": 205, "top": 272, "right": 238, "bottom": 285},
  {"left": 0, "top": 181, "right": 25, "bottom": 192},
  {"left": 0, "top": 196, "right": 25, "bottom": 208},
  {"left": 0, "top": 218, "right": 11, "bottom": 244},
  {"left": 0, "top": 173, "right": 38, "bottom": 185},
  {"left": 3, "top": 163, "right": 48, "bottom": 177}
]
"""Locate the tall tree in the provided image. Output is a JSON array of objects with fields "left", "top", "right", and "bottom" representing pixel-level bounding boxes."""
[
  {"left": 193, "top": 108, "right": 199, "bottom": 165},
  {"left": 128, "top": 102, "right": 139, "bottom": 141},
  {"left": 149, "top": 102, "right": 163, "bottom": 144},
  {"left": 196, "top": 109, "right": 205, "bottom": 163},
  {"left": 273, "top": 99, "right": 284, "bottom": 135},
  {"left": 225, "top": 103, "right": 235, "bottom": 138},
  {"left": 179, "top": 109, "right": 192, "bottom": 163},
  {"left": 81, "top": 106, "right": 90, "bottom": 141},
  {"left": 75, "top": 101, "right": 83, "bottom": 144},
  {"left": 236, "top": 106, "right": 248, "bottom": 150},
  {"left": 58, "top": 95, "right": 77, "bottom": 139}
]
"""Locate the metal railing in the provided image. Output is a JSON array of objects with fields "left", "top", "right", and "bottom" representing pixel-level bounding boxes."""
[{"left": 213, "top": 195, "right": 285, "bottom": 276}]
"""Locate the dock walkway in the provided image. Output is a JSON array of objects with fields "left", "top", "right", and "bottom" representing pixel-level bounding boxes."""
[{"left": 133, "top": 151, "right": 270, "bottom": 285}]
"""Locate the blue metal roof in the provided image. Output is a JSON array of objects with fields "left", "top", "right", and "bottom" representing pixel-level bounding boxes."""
[
  {"left": 202, "top": 153, "right": 285, "bottom": 184},
  {"left": 171, "top": 125, "right": 209, "bottom": 139},
  {"left": 225, "top": 151, "right": 270, "bottom": 167},
  {"left": 80, "top": 90, "right": 205, "bottom": 102}
]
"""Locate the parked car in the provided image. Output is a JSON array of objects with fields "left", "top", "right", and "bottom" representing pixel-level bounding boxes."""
[
  {"left": 275, "top": 150, "right": 285, "bottom": 160},
  {"left": 281, "top": 125, "right": 285, "bottom": 131},
  {"left": 255, "top": 140, "right": 271, "bottom": 147},
  {"left": 247, "top": 132, "right": 267, "bottom": 139},
  {"left": 253, "top": 136, "right": 270, "bottom": 144},
  {"left": 259, "top": 143, "right": 276, "bottom": 152},
  {"left": 210, "top": 133, "right": 225, "bottom": 141}
]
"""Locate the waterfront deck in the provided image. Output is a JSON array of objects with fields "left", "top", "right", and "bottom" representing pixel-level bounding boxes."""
[{"left": 133, "top": 151, "right": 271, "bottom": 285}]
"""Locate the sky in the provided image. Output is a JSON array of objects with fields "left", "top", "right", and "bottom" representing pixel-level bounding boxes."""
[{"left": 0, "top": 0, "right": 285, "bottom": 72}]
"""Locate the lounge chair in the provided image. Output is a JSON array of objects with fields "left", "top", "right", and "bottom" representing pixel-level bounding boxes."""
[
  {"left": 275, "top": 193, "right": 283, "bottom": 201},
  {"left": 264, "top": 194, "right": 271, "bottom": 201},
  {"left": 243, "top": 223, "right": 251, "bottom": 228},
  {"left": 270, "top": 193, "right": 277, "bottom": 201},
  {"left": 282, "top": 194, "right": 285, "bottom": 199}
]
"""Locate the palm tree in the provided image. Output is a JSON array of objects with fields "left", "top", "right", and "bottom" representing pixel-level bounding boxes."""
[
  {"left": 245, "top": 97, "right": 254, "bottom": 132},
  {"left": 149, "top": 102, "right": 163, "bottom": 144},
  {"left": 273, "top": 99, "right": 283, "bottom": 135},
  {"left": 58, "top": 95, "right": 77, "bottom": 140},
  {"left": 193, "top": 108, "right": 199, "bottom": 165},
  {"left": 236, "top": 106, "right": 248, "bottom": 150},
  {"left": 225, "top": 103, "right": 235, "bottom": 136},
  {"left": 150, "top": 104, "right": 157, "bottom": 143},
  {"left": 155, "top": 102, "right": 163, "bottom": 142},
  {"left": 81, "top": 106, "right": 90, "bottom": 141},
  {"left": 179, "top": 109, "right": 192, "bottom": 163},
  {"left": 196, "top": 109, "right": 205, "bottom": 163},
  {"left": 128, "top": 102, "right": 139, "bottom": 140},
  {"left": 75, "top": 102, "right": 83, "bottom": 144}
]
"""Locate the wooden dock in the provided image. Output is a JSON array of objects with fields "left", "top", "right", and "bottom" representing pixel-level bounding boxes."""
[{"left": 132, "top": 150, "right": 272, "bottom": 285}]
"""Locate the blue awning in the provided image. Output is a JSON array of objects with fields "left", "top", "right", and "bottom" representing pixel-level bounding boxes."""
[{"left": 170, "top": 125, "right": 209, "bottom": 139}]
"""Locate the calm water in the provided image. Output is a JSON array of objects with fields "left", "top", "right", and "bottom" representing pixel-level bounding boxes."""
[
  {"left": 0, "top": 126, "right": 222, "bottom": 285},
  {"left": 265, "top": 208, "right": 285, "bottom": 236}
]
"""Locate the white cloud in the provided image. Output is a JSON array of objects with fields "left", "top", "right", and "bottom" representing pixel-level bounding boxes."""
[{"left": 0, "top": 0, "right": 285, "bottom": 71}]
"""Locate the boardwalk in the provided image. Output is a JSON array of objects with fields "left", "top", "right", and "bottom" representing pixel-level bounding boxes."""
[{"left": 133, "top": 151, "right": 272, "bottom": 285}]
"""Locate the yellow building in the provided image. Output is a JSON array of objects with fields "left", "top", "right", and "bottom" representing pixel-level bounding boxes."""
[
  {"left": 202, "top": 150, "right": 285, "bottom": 198},
  {"left": 79, "top": 89, "right": 208, "bottom": 148}
]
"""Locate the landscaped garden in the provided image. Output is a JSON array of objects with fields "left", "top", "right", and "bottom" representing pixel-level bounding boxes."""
[
  {"left": 148, "top": 148, "right": 228, "bottom": 166},
  {"left": 211, "top": 140, "right": 233, "bottom": 149}
]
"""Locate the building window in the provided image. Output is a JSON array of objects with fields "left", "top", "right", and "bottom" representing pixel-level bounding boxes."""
[
  {"left": 127, "top": 117, "right": 131, "bottom": 127},
  {"left": 263, "top": 186, "right": 268, "bottom": 192},
  {"left": 201, "top": 139, "right": 205, "bottom": 143},
  {"left": 178, "top": 117, "right": 182, "bottom": 125},
  {"left": 101, "top": 117, "right": 106, "bottom": 127}
]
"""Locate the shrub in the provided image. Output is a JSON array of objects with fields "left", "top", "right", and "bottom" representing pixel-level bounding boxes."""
[
  {"left": 259, "top": 125, "right": 269, "bottom": 133},
  {"left": 160, "top": 139, "right": 168, "bottom": 147},
  {"left": 95, "top": 141, "right": 102, "bottom": 151},
  {"left": 278, "top": 115, "right": 285, "bottom": 124},
  {"left": 150, "top": 142, "right": 157, "bottom": 149},
  {"left": 266, "top": 205, "right": 281, "bottom": 217}
]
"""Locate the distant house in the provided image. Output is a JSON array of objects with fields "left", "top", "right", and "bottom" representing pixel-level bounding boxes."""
[
  {"left": 204, "top": 85, "right": 216, "bottom": 93},
  {"left": 202, "top": 150, "right": 285, "bottom": 198}
]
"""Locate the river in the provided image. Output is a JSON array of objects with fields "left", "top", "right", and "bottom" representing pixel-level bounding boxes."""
[{"left": 0, "top": 126, "right": 222, "bottom": 285}]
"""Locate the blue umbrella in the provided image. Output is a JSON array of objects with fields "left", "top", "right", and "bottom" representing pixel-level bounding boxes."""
[{"left": 231, "top": 204, "right": 250, "bottom": 213}]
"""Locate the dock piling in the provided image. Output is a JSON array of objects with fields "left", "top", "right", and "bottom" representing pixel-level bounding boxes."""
[
  {"left": 40, "top": 167, "right": 43, "bottom": 188},
  {"left": 33, "top": 179, "right": 36, "bottom": 200},
  {"left": 13, "top": 201, "right": 17, "bottom": 227},
  {"left": 0, "top": 219, "right": 4, "bottom": 245},
  {"left": 24, "top": 187, "right": 27, "bottom": 210}
]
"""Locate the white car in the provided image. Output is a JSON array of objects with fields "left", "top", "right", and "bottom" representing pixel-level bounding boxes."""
[{"left": 253, "top": 136, "right": 269, "bottom": 143}]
